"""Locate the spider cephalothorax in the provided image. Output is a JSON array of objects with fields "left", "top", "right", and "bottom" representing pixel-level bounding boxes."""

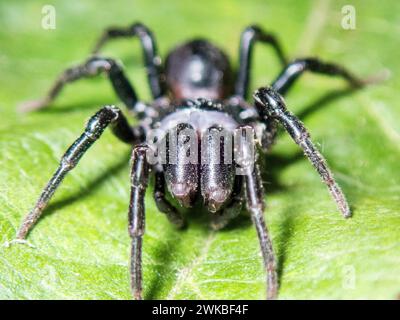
[{"left": 15, "top": 23, "right": 368, "bottom": 300}]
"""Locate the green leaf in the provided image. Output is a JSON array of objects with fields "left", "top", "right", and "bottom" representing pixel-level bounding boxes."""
[{"left": 1, "top": 0, "right": 399, "bottom": 299}]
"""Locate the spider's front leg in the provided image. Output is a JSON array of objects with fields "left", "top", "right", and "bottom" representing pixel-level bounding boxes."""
[
  {"left": 128, "top": 145, "right": 150, "bottom": 300},
  {"left": 14, "top": 106, "right": 143, "bottom": 240},
  {"left": 237, "top": 125, "right": 278, "bottom": 299},
  {"left": 254, "top": 87, "right": 351, "bottom": 218},
  {"left": 246, "top": 164, "right": 278, "bottom": 299}
]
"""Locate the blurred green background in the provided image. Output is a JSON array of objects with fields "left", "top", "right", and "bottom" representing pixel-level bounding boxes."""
[{"left": 0, "top": 0, "right": 399, "bottom": 299}]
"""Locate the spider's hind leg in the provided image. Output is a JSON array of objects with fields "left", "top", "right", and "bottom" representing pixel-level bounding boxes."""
[
  {"left": 92, "top": 22, "right": 165, "bottom": 98},
  {"left": 15, "top": 106, "right": 143, "bottom": 240},
  {"left": 235, "top": 25, "right": 288, "bottom": 100},
  {"left": 272, "top": 57, "right": 367, "bottom": 96},
  {"left": 19, "top": 57, "right": 141, "bottom": 114}
]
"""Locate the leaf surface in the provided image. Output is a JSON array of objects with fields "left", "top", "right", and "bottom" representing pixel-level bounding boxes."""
[{"left": 0, "top": 0, "right": 399, "bottom": 299}]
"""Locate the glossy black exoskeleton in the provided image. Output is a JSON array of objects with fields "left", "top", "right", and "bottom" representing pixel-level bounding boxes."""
[{"left": 15, "top": 23, "right": 369, "bottom": 300}]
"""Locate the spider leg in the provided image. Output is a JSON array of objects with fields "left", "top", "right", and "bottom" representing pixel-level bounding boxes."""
[
  {"left": 237, "top": 124, "right": 277, "bottom": 299},
  {"left": 128, "top": 145, "right": 150, "bottom": 300},
  {"left": 92, "top": 22, "right": 165, "bottom": 98},
  {"left": 246, "top": 164, "right": 278, "bottom": 299},
  {"left": 254, "top": 87, "right": 351, "bottom": 218},
  {"left": 235, "top": 25, "right": 288, "bottom": 99},
  {"left": 153, "top": 167, "right": 185, "bottom": 228},
  {"left": 19, "top": 57, "right": 145, "bottom": 116},
  {"left": 15, "top": 106, "right": 144, "bottom": 240},
  {"left": 272, "top": 57, "right": 366, "bottom": 95}
]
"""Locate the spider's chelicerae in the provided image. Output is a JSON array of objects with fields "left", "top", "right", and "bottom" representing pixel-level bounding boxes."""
[{"left": 15, "top": 23, "right": 372, "bottom": 300}]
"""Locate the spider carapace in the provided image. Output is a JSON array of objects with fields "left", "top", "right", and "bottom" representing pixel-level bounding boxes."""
[{"left": 15, "top": 23, "right": 368, "bottom": 300}]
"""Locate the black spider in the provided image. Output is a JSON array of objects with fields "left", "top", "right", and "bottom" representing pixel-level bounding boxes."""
[{"left": 14, "top": 23, "right": 371, "bottom": 300}]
